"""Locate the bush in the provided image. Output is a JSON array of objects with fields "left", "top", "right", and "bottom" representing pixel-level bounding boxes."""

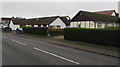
[
  {"left": 49, "top": 29, "right": 64, "bottom": 37},
  {"left": 2, "top": 27, "right": 12, "bottom": 32},
  {"left": 22, "top": 27, "right": 48, "bottom": 35},
  {"left": 64, "top": 27, "right": 120, "bottom": 47}
]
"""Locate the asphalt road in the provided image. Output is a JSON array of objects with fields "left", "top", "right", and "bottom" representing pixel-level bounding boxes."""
[{"left": 2, "top": 33, "right": 118, "bottom": 65}]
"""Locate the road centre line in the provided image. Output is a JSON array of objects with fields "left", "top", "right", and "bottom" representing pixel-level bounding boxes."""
[
  {"left": 10, "top": 37, "right": 80, "bottom": 64},
  {"left": 11, "top": 39, "right": 26, "bottom": 45},
  {"left": 11, "top": 39, "right": 16, "bottom": 42},
  {"left": 34, "top": 47, "right": 80, "bottom": 65},
  {"left": 1, "top": 36, "right": 8, "bottom": 39}
]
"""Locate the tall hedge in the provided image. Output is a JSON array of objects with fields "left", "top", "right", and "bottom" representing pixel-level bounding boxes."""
[
  {"left": 49, "top": 29, "right": 64, "bottom": 37},
  {"left": 22, "top": 27, "right": 48, "bottom": 35},
  {"left": 64, "top": 27, "right": 120, "bottom": 47},
  {"left": 2, "top": 27, "right": 12, "bottom": 32}
]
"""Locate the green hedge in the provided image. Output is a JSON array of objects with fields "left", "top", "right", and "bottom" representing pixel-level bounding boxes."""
[
  {"left": 2, "top": 27, "right": 12, "bottom": 32},
  {"left": 49, "top": 29, "right": 64, "bottom": 37},
  {"left": 22, "top": 27, "right": 48, "bottom": 35},
  {"left": 64, "top": 27, "right": 120, "bottom": 47}
]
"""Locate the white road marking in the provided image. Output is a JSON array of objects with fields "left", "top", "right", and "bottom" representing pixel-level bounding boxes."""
[
  {"left": 11, "top": 39, "right": 26, "bottom": 45},
  {"left": 11, "top": 39, "right": 16, "bottom": 42},
  {"left": 1, "top": 36, "right": 8, "bottom": 39},
  {"left": 34, "top": 47, "right": 80, "bottom": 65},
  {"left": 10, "top": 38, "right": 80, "bottom": 64}
]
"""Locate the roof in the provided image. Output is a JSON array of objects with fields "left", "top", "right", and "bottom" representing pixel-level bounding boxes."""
[
  {"left": 71, "top": 11, "right": 120, "bottom": 23},
  {"left": 59, "top": 16, "right": 70, "bottom": 25},
  {"left": 29, "top": 16, "right": 58, "bottom": 25},
  {"left": 28, "top": 16, "right": 70, "bottom": 25},
  {"left": 11, "top": 17, "right": 57, "bottom": 25},
  {"left": 12, "top": 16, "right": 70, "bottom": 25},
  {"left": 0, "top": 17, "right": 12, "bottom": 24},
  {"left": 1, "top": 17, "right": 12, "bottom": 20},
  {"left": 94, "top": 10, "right": 116, "bottom": 15},
  {"left": 12, "top": 18, "right": 28, "bottom": 25}
]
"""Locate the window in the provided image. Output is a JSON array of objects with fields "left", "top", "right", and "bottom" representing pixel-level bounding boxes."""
[
  {"left": 20, "top": 25, "right": 25, "bottom": 28},
  {"left": 38, "top": 25, "right": 41, "bottom": 27},
  {"left": 112, "top": 23, "right": 115, "bottom": 27},
  {"left": 49, "top": 25, "right": 55, "bottom": 29},
  {"left": 49, "top": 26, "right": 52, "bottom": 28},
  {"left": 32, "top": 25, "right": 34, "bottom": 27},
  {"left": 105, "top": 23, "right": 108, "bottom": 28},
  {"left": 57, "top": 25, "right": 61, "bottom": 29},
  {"left": 97, "top": 23, "right": 102, "bottom": 28},
  {"left": 43, "top": 25, "right": 47, "bottom": 27},
  {"left": 78, "top": 24, "right": 81, "bottom": 27}
]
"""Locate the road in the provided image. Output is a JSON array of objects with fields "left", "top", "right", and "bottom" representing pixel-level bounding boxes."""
[{"left": 1, "top": 33, "right": 118, "bottom": 65}]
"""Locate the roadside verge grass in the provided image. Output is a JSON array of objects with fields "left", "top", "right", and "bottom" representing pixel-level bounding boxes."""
[{"left": 58, "top": 39, "right": 119, "bottom": 52}]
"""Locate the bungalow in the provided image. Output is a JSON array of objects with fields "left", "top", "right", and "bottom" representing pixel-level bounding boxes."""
[
  {"left": 29, "top": 16, "right": 70, "bottom": 29},
  {"left": 0, "top": 17, "right": 12, "bottom": 28},
  {"left": 9, "top": 16, "right": 70, "bottom": 30},
  {"left": 9, "top": 17, "right": 26, "bottom": 30},
  {"left": 70, "top": 10, "right": 120, "bottom": 28}
]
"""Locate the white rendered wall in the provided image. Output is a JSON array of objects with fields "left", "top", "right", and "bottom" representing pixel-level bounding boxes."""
[
  {"left": 70, "top": 22, "right": 75, "bottom": 27},
  {"left": 9, "top": 21, "right": 22, "bottom": 30},
  {"left": 50, "top": 17, "right": 66, "bottom": 29},
  {"left": 111, "top": 12, "right": 116, "bottom": 16},
  {"left": 34, "top": 25, "right": 38, "bottom": 27},
  {"left": 70, "top": 21, "right": 95, "bottom": 28},
  {"left": 70, "top": 21, "right": 118, "bottom": 28},
  {"left": 26, "top": 25, "right": 32, "bottom": 26}
]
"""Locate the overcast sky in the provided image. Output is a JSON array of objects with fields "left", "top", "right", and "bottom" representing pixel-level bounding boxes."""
[
  {"left": 1, "top": 1, "right": 119, "bottom": 18},
  {"left": 1, "top": 0, "right": 120, "bottom": 2}
]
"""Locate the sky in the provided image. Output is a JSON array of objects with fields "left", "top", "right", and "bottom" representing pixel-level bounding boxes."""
[
  {"left": 119, "top": 1, "right": 120, "bottom": 15},
  {"left": 1, "top": 0, "right": 120, "bottom": 18},
  {"left": 1, "top": 0, "right": 120, "bottom": 2}
]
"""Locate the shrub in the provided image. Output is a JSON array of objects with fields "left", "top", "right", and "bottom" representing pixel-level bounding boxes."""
[
  {"left": 64, "top": 27, "right": 119, "bottom": 47},
  {"left": 49, "top": 29, "right": 64, "bottom": 37},
  {"left": 22, "top": 27, "right": 48, "bottom": 35},
  {"left": 2, "top": 27, "right": 12, "bottom": 32}
]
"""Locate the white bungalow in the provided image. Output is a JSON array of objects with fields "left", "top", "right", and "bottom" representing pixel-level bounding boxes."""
[
  {"left": 9, "top": 16, "right": 70, "bottom": 30},
  {"left": 29, "top": 16, "right": 70, "bottom": 29},
  {"left": 70, "top": 10, "right": 120, "bottom": 28},
  {"left": 0, "top": 18, "right": 12, "bottom": 28}
]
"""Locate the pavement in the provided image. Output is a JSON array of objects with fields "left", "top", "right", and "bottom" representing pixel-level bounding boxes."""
[{"left": 2, "top": 32, "right": 119, "bottom": 65}]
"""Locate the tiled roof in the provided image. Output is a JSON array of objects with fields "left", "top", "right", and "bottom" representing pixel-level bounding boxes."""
[
  {"left": 94, "top": 10, "right": 115, "bottom": 15},
  {"left": 71, "top": 11, "right": 120, "bottom": 23},
  {"left": 29, "top": 16, "right": 58, "bottom": 25},
  {"left": 12, "top": 16, "right": 70, "bottom": 25},
  {"left": 1, "top": 17, "right": 12, "bottom": 24},
  {"left": 1, "top": 17, "right": 12, "bottom": 21},
  {"left": 60, "top": 16, "right": 70, "bottom": 25},
  {"left": 1, "top": 17, "right": 12, "bottom": 20}
]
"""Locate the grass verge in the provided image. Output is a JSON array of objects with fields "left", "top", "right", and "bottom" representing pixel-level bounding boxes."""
[{"left": 58, "top": 39, "right": 119, "bottom": 52}]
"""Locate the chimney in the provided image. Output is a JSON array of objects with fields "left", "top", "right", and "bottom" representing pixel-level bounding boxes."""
[
  {"left": 12, "top": 16, "right": 14, "bottom": 18},
  {"left": 12, "top": 16, "right": 15, "bottom": 20},
  {"left": 61, "top": 16, "right": 71, "bottom": 20},
  {"left": 66, "top": 16, "right": 71, "bottom": 21}
]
